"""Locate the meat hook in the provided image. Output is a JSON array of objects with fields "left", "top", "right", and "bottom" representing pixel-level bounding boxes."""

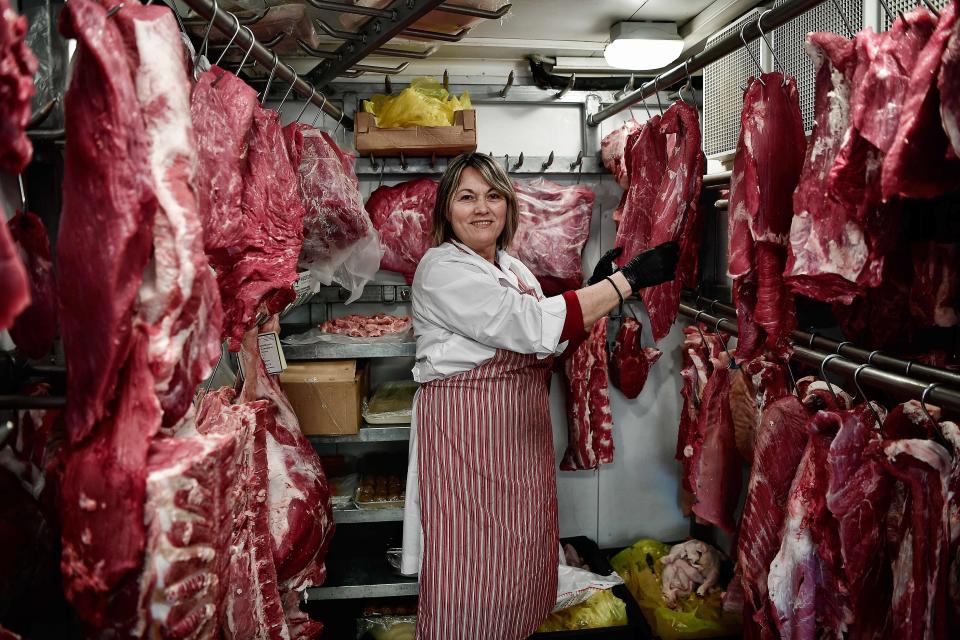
[
  {"left": 853, "top": 364, "right": 882, "bottom": 426},
  {"left": 920, "top": 384, "right": 941, "bottom": 429},
  {"left": 196, "top": 0, "right": 218, "bottom": 65},
  {"left": 713, "top": 318, "right": 737, "bottom": 367},
  {"left": 369, "top": 153, "right": 380, "bottom": 171},
  {"left": 877, "top": 0, "right": 904, "bottom": 23},
  {"left": 430, "top": 152, "right": 437, "bottom": 170},
  {"left": 819, "top": 354, "right": 842, "bottom": 403},
  {"left": 829, "top": 0, "right": 855, "bottom": 38},
  {"left": 740, "top": 21, "right": 765, "bottom": 84},
  {"left": 905, "top": 360, "right": 915, "bottom": 377},
  {"left": 835, "top": 341, "right": 852, "bottom": 357},
  {"left": 785, "top": 360, "right": 800, "bottom": 397},
  {"left": 693, "top": 310, "right": 709, "bottom": 344},
  {"left": 333, "top": 111, "right": 345, "bottom": 139},
  {"left": 615, "top": 74, "right": 634, "bottom": 101},
  {"left": 920, "top": 0, "right": 940, "bottom": 18},
  {"left": 640, "top": 80, "right": 652, "bottom": 119},
  {"left": 260, "top": 52, "right": 279, "bottom": 106},
  {"left": 443, "top": 69, "right": 450, "bottom": 91},
  {"left": 311, "top": 94, "right": 328, "bottom": 127},
  {"left": 385, "top": 75, "right": 393, "bottom": 94},
  {"left": 277, "top": 64, "right": 298, "bottom": 116},
  {"left": 541, "top": 151, "right": 554, "bottom": 171},
  {"left": 499, "top": 70, "right": 514, "bottom": 98},
  {"left": 808, "top": 329, "right": 819, "bottom": 348},
  {"left": 653, "top": 76, "right": 663, "bottom": 114},
  {"left": 867, "top": 349, "right": 882, "bottom": 365},
  {"left": 214, "top": 13, "right": 242, "bottom": 67},
  {"left": 18, "top": 174, "right": 27, "bottom": 211},
  {"left": 106, "top": 3, "right": 124, "bottom": 18},
  {"left": 212, "top": 26, "right": 254, "bottom": 87},
  {"left": 568, "top": 150, "right": 583, "bottom": 171},
  {"left": 758, "top": 9, "right": 787, "bottom": 84},
  {"left": 677, "top": 62, "right": 690, "bottom": 105},
  {"left": 553, "top": 73, "right": 576, "bottom": 100},
  {"left": 511, "top": 152, "right": 524, "bottom": 171},
  {"left": 399, "top": 151, "right": 408, "bottom": 171},
  {"left": 295, "top": 85, "right": 316, "bottom": 122}
]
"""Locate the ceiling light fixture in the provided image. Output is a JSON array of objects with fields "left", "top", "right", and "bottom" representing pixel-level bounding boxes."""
[{"left": 604, "top": 21, "right": 684, "bottom": 71}]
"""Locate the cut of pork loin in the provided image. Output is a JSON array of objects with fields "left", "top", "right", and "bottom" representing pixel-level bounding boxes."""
[
  {"left": 366, "top": 178, "right": 437, "bottom": 283},
  {"left": 7, "top": 211, "right": 56, "bottom": 359},
  {"left": 940, "top": 2, "right": 960, "bottom": 157},
  {"left": 0, "top": 0, "right": 37, "bottom": 174},
  {"left": 601, "top": 119, "right": 640, "bottom": 189},
  {"left": 614, "top": 116, "right": 664, "bottom": 255},
  {"left": 0, "top": 206, "right": 29, "bottom": 331},
  {"left": 57, "top": 0, "right": 158, "bottom": 444},
  {"left": 561, "top": 318, "right": 613, "bottom": 470},
  {"left": 610, "top": 317, "right": 661, "bottom": 400}
]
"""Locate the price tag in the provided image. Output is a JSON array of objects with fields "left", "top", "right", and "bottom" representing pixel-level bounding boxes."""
[
  {"left": 293, "top": 271, "right": 313, "bottom": 298},
  {"left": 257, "top": 332, "right": 288, "bottom": 375}
]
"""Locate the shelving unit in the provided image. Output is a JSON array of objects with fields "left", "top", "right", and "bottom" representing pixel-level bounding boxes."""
[
  {"left": 283, "top": 341, "right": 416, "bottom": 361},
  {"left": 303, "top": 549, "right": 418, "bottom": 601},
  {"left": 309, "top": 423, "right": 411, "bottom": 444},
  {"left": 333, "top": 507, "right": 405, "bottom": 524}
]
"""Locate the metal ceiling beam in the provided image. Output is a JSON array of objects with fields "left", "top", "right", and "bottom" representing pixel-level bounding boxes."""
[{"left": 310, "top": 0, "right": 449, "bottom": 88}]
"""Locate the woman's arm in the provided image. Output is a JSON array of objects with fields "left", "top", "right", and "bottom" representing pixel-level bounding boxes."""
[{"left": 574, "top": 271, "right": 632, "bottom": 330}]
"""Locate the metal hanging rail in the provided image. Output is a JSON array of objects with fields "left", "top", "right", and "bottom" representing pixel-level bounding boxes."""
[
  {"left": 677, "top": 304, "right": 960, "bottom": 413},
  {"left": 178, "top": 0, "right": 352, "bottom": 129},
  {"left": 587, "top": 0, "right": 829, "bottom": 126},
  {"left": 682, "top": 293, "right": 960, "bottom": 389}
]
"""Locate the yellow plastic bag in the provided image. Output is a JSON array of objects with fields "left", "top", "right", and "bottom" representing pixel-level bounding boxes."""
[
  {"left": 610, "top": 540, "right": 741, "bottom": 640},
  {"left": 536, "top": 589, "right": 628, "bottom": 632},
  {"left": 363, "top": 77, "right": 472, "bottom": 128}
]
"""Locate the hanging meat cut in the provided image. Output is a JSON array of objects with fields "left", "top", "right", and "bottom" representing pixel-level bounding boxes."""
[
  {"left": 7, "top": 211, "right": 56, "bottom": 359},
  {"left": 510, "top": 178, "right": 594, "bottom": 295},
  {"left": 614, "top": 115, "right": 665, "bottom": 272},
  {"left": 910, "top": 241, "right": 959, "bottom": 328},
  {"left": 728, "top": 72, "right": 806, "bottom": 361},
  {"left": 601, "top": 119, "right": 640, "bottom": 189},
  {"left": 610, "top": 316, "right": 661, "bottom": 399},
  {"left": 0, "top": 0, "right": 37, "bottom": 174},
  {"left": 940, "top": 2, "right": 960, "bottom": 157},
  {"left": 561, "top": 318, "right": 613, "bottom": 470},
  {"left": 676, "top": 325, "right": 728, "bottom": 480},
  {"left": 367, "top": 178, "right": 437, "bottom": 283},
  {"left": 0, "top": 207, "right": 28, "bottom": 332}
]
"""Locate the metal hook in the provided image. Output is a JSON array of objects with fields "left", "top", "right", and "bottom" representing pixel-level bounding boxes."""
[
  {"left": 554, "top": 73, "right": 576, "bottom": 99},
  {"left": 511, "top": 152, "right": 524, "bottom": 171},
  {"left": 713, "top": 318, "right": 736, "bottom": 365},
  {"left": 867, "top": 350, "right": 882, "bottom": 365},
  {"left": 905, "top": 360, "right": 914, "bottom": 377},
  {"left": 693, "top": 310, "right": 709, "bottom": 344},
  {"left": 639, "top": 80, "right": 652, "bottom": 120},
  {"left": 295, "top": 85, "right": 316, "bottom": 123},
  {"left": 260, "top": 52, "right": 279, "bottom": 106},
  {"left": 853, "top": 364, "right": 882, "bottom": 425},
  {"left": 442, "top": 69, "right": 449, "bottom": 91},
  {"left": 541, "top": 151, "right": 554, "bottom": 171},
  {"left": 369, "top": 153, "right": 380, "bottom": 171},
  {"left": 499, "top": 70, "right": 514, "bottom": 98},
  {"left": 311, "top": 94, "right": 328, "bottom": 127},
  {"left": 808, "top": 329, "right": 818, "bottom": 349},
  {"left": 277, "top": 65, "right": 298, "bottom": 116},
  {"left": 653, "top": 76, "right": 663, "bottom": 114},
  {"left": 785, "top": 359, "right": 800, "bottom": 397},
  {"left": 569, "top": 150, "right": 583, "bottom": 171},
  {"left": 820, "top": 354, "right": 842, "bottom": 403},
  {"left": 399, "top": 151, "right": 408, "bottom": 171},
  {"left": 385, "top": 75, "right": 392, "bottom": 94},
  {"left": 830, "top": 0, "right": 855, "bottom": 38},
  {"left": 920, "top": 384, "right": 940, "bottom": 428},
  {"left": 212, "top": 25, "right": 255, "bottom": 87},
  {"left": 920, "top": 0, "right": 940, "bottom": 18},
  {"left": 758, "top": 10, "right": 785, "bottom": 80},
  {"left": 333, "top": 110, "right": 345, "bottom": 137},
  {"left": 740, "top": 21, "right": 765, "bottom": 84},
  {"left": 214, "top": 12, "right": 242, "bottom": 67},
  {"left": 18, "top": 174, "right": 27, "bottom": 211},
  {"left": 430, "top": 152, "right": 437, "bottom": 170},
  {"left": 836, "top": 341, "right": 852, "bottom": 356},
  {"left": 106, "top": 3, "right": 124, "bottom": 18},
  {"left": 615, "top": 74, "right": 634, "bottom": 101},
  {"left": 197, "top": 0, "right": 218, "bottom": 63},
  {"left": 378, "top": 160, "right": 385, "bottom": 188}
]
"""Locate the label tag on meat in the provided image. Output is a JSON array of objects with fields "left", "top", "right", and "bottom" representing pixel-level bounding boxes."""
[
  {"left": 257, "top": 332, "right": 288, "bottom": 374},
  {"left": 293, "top": 271, "right": 313, "bottom": 298}
]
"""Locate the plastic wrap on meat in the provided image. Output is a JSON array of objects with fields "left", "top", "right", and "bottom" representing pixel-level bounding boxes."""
[
  {"left": 609, "top": 316, "right": 661, "bottom": 399},
  {"left": 7, "top": 211, "right": 56, "bottom": 359},
  {"left": 0, "top": 0, "right": 37, "bottom": 174},
  {"left": 0, "top": 206, "right": 29, "bottom": 331},
  {"left": 910, "top": 241, "right": 959, "bottom": 328},
  {"left": 639, "top": 101, "right": 705, "bottom": 342},
  {"left": 366, "top": 177, "right": 437, "bottom": 283},
  {"left": 940, "top": 3, "right": 960, "bottom": 158},
  {"left": 614, "top": 116, "right": 665, "bottom": 269},
  {"left": 883, "top": 2, "right": 960, "bottom": 200},
  {"left": 57, "top": 0, "right": 157, "bottom": 444},
  {"left": 561, "top": 318, "right": 613, "bottom": 470},
  {"left": 601, "top": 119, "right": 640, "bottom": 189},
  {"left": 319, "top": 313, "right": 412, "bottom": 338},
  {"left": 209, "top": 4, "right": 320, "bottom": 54},
  {"left": 510, "top": 178, "right": 594, "bottom": 295},
  {"left": 728, "top": 73, "right": 805, "bottom": 361},
  {"left": 295, "top": 126, "right": 382, "bottom": 303}
]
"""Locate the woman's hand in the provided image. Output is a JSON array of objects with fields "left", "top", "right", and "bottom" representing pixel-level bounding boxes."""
[
  {"left": 586, "top": 247, "right": 624, "bottom": 286},
  {"left": 620, "top": 241, "right": 680, "bottom": 293}
]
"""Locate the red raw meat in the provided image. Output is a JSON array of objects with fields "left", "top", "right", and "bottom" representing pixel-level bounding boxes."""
[
  {"left": 767, "top": 410, "right": 851, "bottom": 640},
  {"left": 113, "top": 3, "right": 223, "bottom": 428},
  {"left": 614, "top": 116, "right": 665, "bottom": 268},
  {"left": 294, "top": 125, "right": 382, "bottom": 299},
  {"left": 561, "top": 318, "right": 613, "bottom": 470},
  {"left": 728, "top": 73, "right": 806, "bottom": 360},
  {"left": 7, "top": 211, "right": 56, "bottom": 359},
  {"left": 367, "top": 177, "right": 437, "bottom": 283},
  {"left": 940, "top": 2, "right": 960, "bottom": 158},
  {"left": 732, "top": 394, "right": 810, "bottom": 639},
  {"left": 510, "top": 178, "right": 594, "bottom": 295},
  {"left": 881, "top": 438, "right": 953, "bottom": 640},
  {"left": 57, "top": 0, "right": 158, "bottom": 444},
  {"left": 209, "top": 4, "right": 320, "bottom": 55},
  {"left": 883, "top": 1, "right": 960, "bottom": 200},
  {"left": 320, "top": 312, "right": 412, "bottom": 338},
  {"left": 676, "top": 325, "right": 729, "bottom": 477},
  {"left": 601, "top": 119, "right": 640, "bottom": 189},
  {"left": 0, "top": 0, "right": 37, "bottom": 174},
  {"left": 910, "top": 241, "right": 959, "bottom": 328},
  {"left": 884, "top": 400, "right": 940, "bottom": 440},
  {"left": 0, "top": 206, "right": 29, "bottom": 331},
  {"left": 942, "top": 421, "right": 960, "bottom": 632},
  {"left": 639, "top": 102, "right": 705, "bottom": 341},
  {"left": 610, "top": 317, "right": 661, "bottom": 399}
]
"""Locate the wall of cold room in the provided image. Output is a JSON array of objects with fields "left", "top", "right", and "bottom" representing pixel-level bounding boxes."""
[{"left": 277, "top": 91, "right": 701, "bottom": 547}]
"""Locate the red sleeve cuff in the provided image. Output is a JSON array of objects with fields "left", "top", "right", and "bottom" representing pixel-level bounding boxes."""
[{"left": 559, "top": 290, "right": 587, "bottom": 343}]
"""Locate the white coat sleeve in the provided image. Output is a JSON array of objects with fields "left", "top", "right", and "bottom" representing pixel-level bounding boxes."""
[{"left": 414, "top": 258, "right": 567, "bottom": 356}]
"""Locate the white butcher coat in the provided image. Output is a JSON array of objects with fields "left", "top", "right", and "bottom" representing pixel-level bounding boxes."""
[{"left": 400, "top": 240, "right": 571, "bottom": 575}]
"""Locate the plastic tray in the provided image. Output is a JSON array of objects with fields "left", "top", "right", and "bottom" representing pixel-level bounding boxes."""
[{"left": 363, "top": 380, "right": 419, "bottom": 425}]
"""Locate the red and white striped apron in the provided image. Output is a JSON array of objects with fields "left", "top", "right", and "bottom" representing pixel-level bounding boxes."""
[{"left": 415, "top": 347, "right": 559, "bottom": 639}]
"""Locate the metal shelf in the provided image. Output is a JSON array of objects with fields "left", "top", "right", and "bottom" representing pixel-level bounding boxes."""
[
  {"left": 283, "top": 342, "right": 416, "bottom": 360},
  {"left": 302, "top": 551, "right": 418, "bottom": 601},
  {"left": 308, "top": 424, "right": 411, "bottom": 443},
  {"left": 334, "top": 507, "right": 405, "bottom": 524}
]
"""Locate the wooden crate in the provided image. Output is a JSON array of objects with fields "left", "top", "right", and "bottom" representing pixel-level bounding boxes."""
[{"left": 354, "top": 109, "right": 477, "bottom": 157}]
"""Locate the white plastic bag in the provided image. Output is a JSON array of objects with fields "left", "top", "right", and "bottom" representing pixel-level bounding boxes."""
[{"left": 554, "top": 564, "right": 624, "bottom": 612}]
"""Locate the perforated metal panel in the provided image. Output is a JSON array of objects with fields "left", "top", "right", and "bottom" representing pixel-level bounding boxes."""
[
  {"left": 703, "top": 10, "right": 763, "bottom": 157},
  {"left": 881, "top": 0, "right": 949, "bottom": 30},
  {"left": 772, "top": 0, "right": 865, "bottom": 132}
]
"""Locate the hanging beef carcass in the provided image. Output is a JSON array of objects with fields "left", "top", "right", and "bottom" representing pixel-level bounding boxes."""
[
  {"left": 561, "top": 318, "right": 613, "bottom": 470},
  {"left": 0, "top": 0, "right": 36, "bottom": 174},
  {"left": 7, "top": 211, "right": 57, "bottom": 359},
  {"left": 727, "top": 72, "right": 806, "bottom": 361}
]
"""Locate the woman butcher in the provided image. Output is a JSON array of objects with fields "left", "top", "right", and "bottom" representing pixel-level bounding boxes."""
[{"left": 401, "top": 152, "right": 678, "bottom": 639}]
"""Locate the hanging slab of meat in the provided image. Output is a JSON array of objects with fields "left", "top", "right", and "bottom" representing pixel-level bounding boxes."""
[
  {"left": 295, "top": 125, "right": 382, "bottom": 301},
  {"left": 0, "top": 0, "right": 36, "bottom": 174},
  {"left": 676, "top": 326, "right": 729, "bottom": 475},
  {"left": 510, "top": 178, "right": 594, "bottom": 295},
  {"left": 601, "top": 119, "right": 641, "bottom": 189},
  {"left": 881, "top": 438, "right": 953, "bottom": 640},
  {"left": 940, "top": 2, "right": 960, "bottom": 158},
  {"left": 114, "top": 3, "right": 223, "bottom": 427},
  {"left": 0, "top": 206, "right": 29, "bottom": 331},
  {"left": 767, "top": 409, "right": 851, "bottom": 640},
  {"left": 729, "top": 357, "right": 793, "bottom": 465},
  {"left": 7, "top": 211, "right": 56, "bottom": 359},
  {"left": 561, "top": 318, "right": 613, "bottom": 470},
  {"left": 731, "top": 394, "right": 810, "bottom": 639},
  {"left": 883, "top": 400, "right": 940, "bottom": 440},
  {"left": 614, "top": 116, "right": 665, "bottom": 260},
  {"left": 910, "top": 241, "right": 959, "bottom": 328},
  {"left": 57, "top": 0, "right": 158, "bottom": 444},
  {"left": 610, "top": 316, "right": 661, "bottom": 399},
  {"left": 640, "top": 102, "right": 705, "bottom": 342},
  {"left": 367, "top": 177, "right": 437, "bottom": 283},
  {"left": 884, "top": 1, "right": 960, "bottom": 200},
  {"left": 941, "top": 421, "right": 960, "bottom": 631},
  {"left": 728, "top": 73, "right": 806, "bottom": 361}
]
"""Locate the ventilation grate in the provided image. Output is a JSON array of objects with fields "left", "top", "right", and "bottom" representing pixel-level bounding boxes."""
[
  {"left": 881, "top": 0, "right": 949, "bottom": 30},
  {"left": 703, "top": 10, "right": 763, "bottom": 157}
]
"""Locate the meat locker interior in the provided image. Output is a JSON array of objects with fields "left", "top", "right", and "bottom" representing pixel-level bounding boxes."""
[{"left": 1, "top": 0, "right": 960, "bottom": 638}]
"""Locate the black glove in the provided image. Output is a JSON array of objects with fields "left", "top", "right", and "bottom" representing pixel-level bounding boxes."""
[
  {"left": 587, "top": 246, "right": 624, "bottom": 286},
  {"left": 620, "top": 241, "right": 680, "bottom": 293}
]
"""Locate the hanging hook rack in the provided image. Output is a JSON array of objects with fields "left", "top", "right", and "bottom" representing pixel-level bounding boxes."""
[
  {"left": 541, "top": 151, "right": 554, "bottom": 171},
  {"left": 499, "top": 70, "right": 515, "bottom": 98},
  {"left": 554, "top": 73, "right": 576, "bottom": 99}
]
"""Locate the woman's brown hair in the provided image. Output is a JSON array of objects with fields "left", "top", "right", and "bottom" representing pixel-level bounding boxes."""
[{"left": 430, "top": 153, "right": 519, "bottom": 249}]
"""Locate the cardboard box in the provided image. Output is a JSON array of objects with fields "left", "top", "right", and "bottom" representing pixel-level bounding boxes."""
[
  {"left": 354, "top": 109, "right": 478, "bottom": 157},
  {"left": 279, "top": 360, "right": 369, "bottom": 436}
]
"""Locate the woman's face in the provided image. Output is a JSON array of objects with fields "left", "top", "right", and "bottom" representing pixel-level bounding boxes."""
[{"left": 447, "top": 166, "right": 507, "bottom": 260}]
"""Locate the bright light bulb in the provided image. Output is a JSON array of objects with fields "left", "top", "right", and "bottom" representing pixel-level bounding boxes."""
[{"left": 604, "top": 22, "right": 684, "bottom": 71}]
